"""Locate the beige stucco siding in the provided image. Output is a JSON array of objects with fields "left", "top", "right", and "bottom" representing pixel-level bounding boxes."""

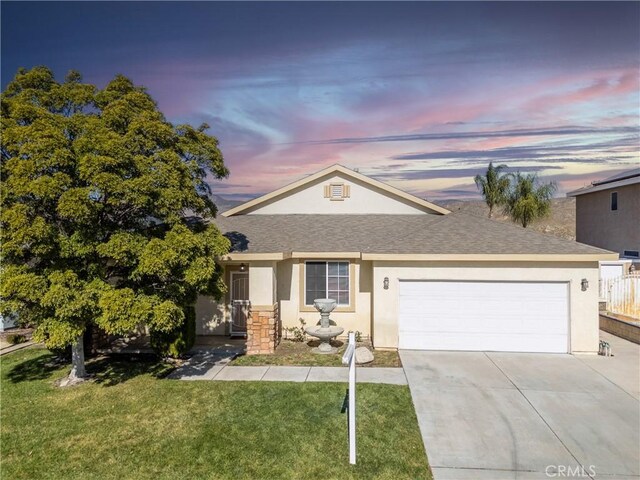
[
  {"left": 245, "top": 173, "right": 429, "bottom": 215},
  {"left": 196, "top": 259, "right": 373, "bottom": 337},
  {"left": 372, "top": 261, "right": 600, "bottom": 353},
  {"left": 575, "top": 183, "right": 640, "bottom": 255},
  {"left": 196, "top": 259, "right": 602, "bottom": 353},
  {"left": 195, "top": 295, "right": 226, "bottom": 335},
  {"left": 249, "top": 261, "right": 277, "bottom": 306},
  {"left": 277, "top": 259, "right": 373, "bottom": 337}
]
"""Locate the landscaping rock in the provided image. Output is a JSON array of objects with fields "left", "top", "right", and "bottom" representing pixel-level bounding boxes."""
[{"left": 355, "top": 346, "right": 374, "bottom": 364}]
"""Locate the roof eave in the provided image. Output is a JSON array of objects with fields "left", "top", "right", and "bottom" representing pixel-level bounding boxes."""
[
  {"left": 567, "top": 175, "right": 640, "bottom": 197},
  {"left": 361, "top": 253, "right": 618, "bottom": 261},
  {"left": 219, "top": 252, "right": 618, "bottom": 262}
]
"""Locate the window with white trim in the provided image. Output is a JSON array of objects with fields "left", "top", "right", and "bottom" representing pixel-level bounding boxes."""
[{"left": 305, "top": 261, "right": 350, "bottom": 306}]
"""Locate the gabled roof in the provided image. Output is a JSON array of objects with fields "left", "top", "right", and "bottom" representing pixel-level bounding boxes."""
[
  {"left": 214, "top": 212, "right": 616, "bottom": 261},
  {"left": 593, "top": 168, "right": 640, "bottom": 186},
  {"left": 567, "top": 168, "right": 640, "bottom": 197},
  {"left": 221, "top": 164, "right": 450, "bottom": 216}
]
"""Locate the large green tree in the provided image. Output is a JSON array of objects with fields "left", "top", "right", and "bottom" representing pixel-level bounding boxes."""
[
  {"left": 474, "top": 162, "right": 511, "bottom": 218},
  {"left": 1, "top": 67, "right": 230, "bottom": 383},
  {"left": 504, "top": 172, "right": 556, "bottom": 228}
]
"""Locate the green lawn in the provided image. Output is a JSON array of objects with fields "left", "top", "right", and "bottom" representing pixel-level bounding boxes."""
[
  {"left": 1, "top": 348, "right": 430, "bottom": 480},
  {"left": 231, "top": 340, "right": 402, "bottom": 367}
]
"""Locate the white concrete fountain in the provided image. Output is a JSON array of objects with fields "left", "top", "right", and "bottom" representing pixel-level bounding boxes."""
[{"left": 305, "top": 298, "right": 344, "bottom": 354}]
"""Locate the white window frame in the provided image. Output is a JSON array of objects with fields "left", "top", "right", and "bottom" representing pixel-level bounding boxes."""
[{"left": 304, "top": 261, "right": 350, "bottom": 306}]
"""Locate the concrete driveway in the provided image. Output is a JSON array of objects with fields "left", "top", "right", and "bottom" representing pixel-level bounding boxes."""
[{"left": 401, "top": 332, "right": 640, "bottom": 479}]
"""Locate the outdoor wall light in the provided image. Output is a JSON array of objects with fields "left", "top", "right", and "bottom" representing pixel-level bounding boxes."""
[
  {"left": 383, "top": 277, "right": 389, "bottom": 290},
  {"left": 239, "top": 263, "right": 247, "bottom": 272},
  {"left": 581, "top": 278, "right": 589, "bottom": 291}
]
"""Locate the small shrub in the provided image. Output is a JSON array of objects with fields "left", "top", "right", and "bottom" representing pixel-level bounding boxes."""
[
  {"left": 284, "top": 318, "right": 307, "bottom": 342},
  {"left": 354, "top": 331, "right": 363, "bottom": 343},
  {"left": 150, "top": 306, "right": 196, "bottom": 358},
  {"left": 7, "top": 333, "right": 27, "bottom": 345}
]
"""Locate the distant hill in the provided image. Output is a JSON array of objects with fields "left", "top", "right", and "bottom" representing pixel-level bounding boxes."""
[
  {"left": 212, "top": 195, "right": 242, "bottom": 213},
  {"left": 441, "top": 197, "right": 576, "bottom": 241}
]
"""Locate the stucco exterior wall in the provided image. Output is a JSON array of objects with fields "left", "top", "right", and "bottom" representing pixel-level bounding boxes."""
[
  {"left": 198, "top": 259, "right": 374, "bottom": 337},
  {"left": 249, "top": 261, "right": 277, "bottom": 306},
  {"left": 196, "top": 259, "right": 601, "bottom": 353},
  {"left": 195, "top": 295, "right": 226, "bottom": 335},
  {"left": 575, "top": 183, "right": 640, "bottom": 256},
  {"left": 372, "top": 261, "right": 600, "bottom": 353},
  {"left": 245, "top": 173, "right": 430, "bottom": 215},
  {"left": 277, "top": 259, "right": 373, "bottom": 337}
]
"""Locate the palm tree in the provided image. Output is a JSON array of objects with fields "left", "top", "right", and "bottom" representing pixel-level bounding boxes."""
[
  {"left": 474, "top": 162, "right": 511, "bottom": 218},
  {"left": 504, "top": 173, "right": 556, "bottom": 228}
]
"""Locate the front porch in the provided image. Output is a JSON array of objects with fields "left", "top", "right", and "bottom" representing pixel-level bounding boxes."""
[
  {"left": 195, "top": 260, "right": 281, "bottom": 354},
  {"left": 195, "top": 303, "right": 280, "bottom": 356},
  {"left": 196, "top": 255, "right": 374, "bottom": 350}
]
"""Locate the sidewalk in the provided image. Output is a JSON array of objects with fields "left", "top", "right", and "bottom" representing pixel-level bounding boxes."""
[
  {"left": 168, "top": 350, "right": 407, "bottom": 384},
  {"left": 0, "top": 341, "right": 36, "bottom": 357}
]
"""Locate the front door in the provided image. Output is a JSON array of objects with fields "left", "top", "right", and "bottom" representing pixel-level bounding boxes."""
[{"left": 230, "top": 272, "right": 249, "bottom": 337}]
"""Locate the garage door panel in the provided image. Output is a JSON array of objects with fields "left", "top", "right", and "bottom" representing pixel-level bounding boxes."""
[
  {"left": 399, "top": 301, "right": 567, "bottom": 335},
  {"left": 399, "top": 321, "right": 566, "bottom": 337},
  {"left": 399, "top": 332, "right": 569, "bottom": 353},
  {"left": 398, "top": 315, "right": 566, "bottom": 336},
  {"left": 398, "top": 281, "right": 569, "bottom": 353}
]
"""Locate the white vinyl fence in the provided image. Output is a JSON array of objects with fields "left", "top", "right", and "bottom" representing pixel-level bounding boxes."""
[{"left": 600, "top": 273, "right": 640, "bottom": 319}]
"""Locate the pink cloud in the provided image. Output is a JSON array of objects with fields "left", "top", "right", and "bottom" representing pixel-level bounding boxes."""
[
  {"left": 131, "top": 57, "right": 638, "bottom": 200},
  {"left": 522, "top": 69, "right": 639, "bottom": 115},
  {"left": 471, "top": 136, "right": 536, "bottom": 152}
]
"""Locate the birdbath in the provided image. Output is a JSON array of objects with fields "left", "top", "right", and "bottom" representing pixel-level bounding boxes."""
[{"left": 305, "top": 298, "right": 344, "bottom": 354}]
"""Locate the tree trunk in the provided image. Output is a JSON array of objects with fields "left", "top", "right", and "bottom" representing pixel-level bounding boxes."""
[{"left": 69, "top": 335, "right": 87, "bottom": 381}]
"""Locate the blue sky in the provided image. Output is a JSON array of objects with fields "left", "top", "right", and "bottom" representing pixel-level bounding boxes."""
[{"left": 2, "top": 1, "right": 639, "bottom": 201}]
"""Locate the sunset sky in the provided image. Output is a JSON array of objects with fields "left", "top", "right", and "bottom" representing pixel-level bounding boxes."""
[{"left": 2, "top": 2, "right": 639, "bottom": 202}]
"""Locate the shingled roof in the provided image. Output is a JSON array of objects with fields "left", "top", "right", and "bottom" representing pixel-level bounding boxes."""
[
  {"left": 214, "top": 212, "right": 612, "bottom": 257},
  {"left": 567, "top": 167, "right": 640, "bottom": 197}
]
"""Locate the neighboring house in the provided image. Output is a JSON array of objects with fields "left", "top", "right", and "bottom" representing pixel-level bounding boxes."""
[
  {"left": 0, "top": 314, "right": 16, "bottom": 332},
  {"left": 197, "top": 164, "right": 615, "bottom": 355},
  {"left": 567, "top": 168, "right": 640, "bottom": 261}
]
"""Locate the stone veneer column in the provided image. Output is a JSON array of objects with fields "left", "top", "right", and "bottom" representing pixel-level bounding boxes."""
[{"left": 246, "top": 304, "right": 279, "bottom": 354}]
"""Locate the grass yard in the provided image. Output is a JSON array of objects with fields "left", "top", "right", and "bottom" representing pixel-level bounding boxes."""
[
  {"left": 231, "top": 339, "right": 401, "bottom": 367},
  {"left": 1, "top": 348, "right": 430, "bottom": 480}
]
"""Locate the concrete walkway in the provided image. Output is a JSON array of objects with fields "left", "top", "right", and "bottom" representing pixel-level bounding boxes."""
[
  {"left": 401, "top": 331, "right": 640, "bottom": 480},
  {"left": 0, "top": 341, "right": 36, "bottom": 356},
  {"left": 168, "top": 350, "right": 407, "bottom": 384}
]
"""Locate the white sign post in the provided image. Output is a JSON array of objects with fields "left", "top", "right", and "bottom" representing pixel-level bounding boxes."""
[{"left": 342, "top": 331, "right": 357, "bottom": 465}]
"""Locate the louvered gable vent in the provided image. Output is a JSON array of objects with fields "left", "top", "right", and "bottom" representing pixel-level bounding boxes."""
[{"left": 324, "top": 183, "right": 349, "bottom": 200}]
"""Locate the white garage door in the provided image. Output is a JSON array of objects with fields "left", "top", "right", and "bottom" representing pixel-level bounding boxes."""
[{"left": 398, "top": 281, "right": 569, "bottom": 353}]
